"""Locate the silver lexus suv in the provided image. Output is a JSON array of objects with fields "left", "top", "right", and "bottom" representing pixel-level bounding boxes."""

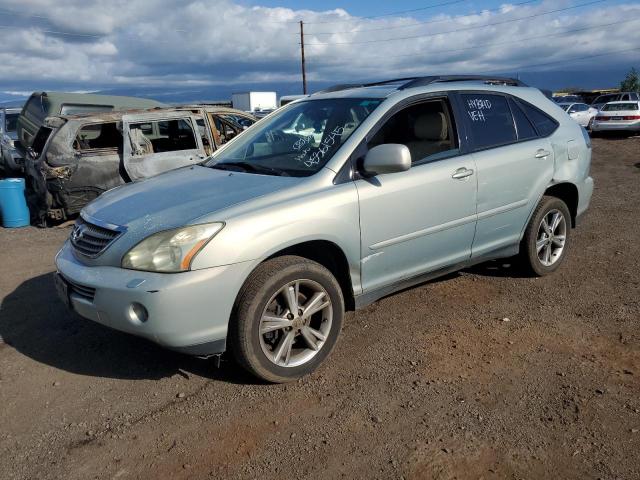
[{"left": 55, "top": 76, "right": 594, "bottom": 382}]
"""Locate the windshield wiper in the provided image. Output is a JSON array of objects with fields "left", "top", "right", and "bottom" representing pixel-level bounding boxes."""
[{"left": 210, "top": 161, "right": 290, "bottom": 177}]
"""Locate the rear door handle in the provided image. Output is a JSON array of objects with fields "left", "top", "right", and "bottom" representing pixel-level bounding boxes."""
[
  {"left": 452, "top": 167, "right": 474, "bottom": 180},
  {"left": 535, "top": 149, "right": 551, "bottom": 158}
]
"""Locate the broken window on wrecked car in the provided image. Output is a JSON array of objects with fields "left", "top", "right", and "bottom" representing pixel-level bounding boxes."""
[
  {"left": 129, "top": 118, "right": 198, "bottom": 156},
  {"left": 5, "top": 113, "right": 19, "bottom": 132},
  {"left": 73, "top": 123, "right": 122, "bottom": 151}
]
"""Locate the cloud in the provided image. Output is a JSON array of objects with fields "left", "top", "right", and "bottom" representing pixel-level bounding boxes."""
[{"left": 0, "top": 0, "right": 638, "bottom": 92}]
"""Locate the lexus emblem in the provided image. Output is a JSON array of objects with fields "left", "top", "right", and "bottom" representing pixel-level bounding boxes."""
[{"left": 72, "top": 224, "right": 87, "bottom": 242}]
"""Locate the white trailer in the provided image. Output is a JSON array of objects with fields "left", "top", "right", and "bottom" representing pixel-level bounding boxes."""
[{"left": 231, "top": 92, "right": 277, "bottom": 113}]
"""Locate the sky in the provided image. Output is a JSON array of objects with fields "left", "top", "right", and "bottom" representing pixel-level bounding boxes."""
[{"left": 0, "top": 0, "right": 639, "bottom": 104}]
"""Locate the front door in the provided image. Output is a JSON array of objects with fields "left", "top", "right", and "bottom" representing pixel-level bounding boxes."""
[
  {"left": 122, "top": 113, "right": 206, "bottom": 180},
  {"left": 356, "top": 97, "right": 477, "bottom": 293}
]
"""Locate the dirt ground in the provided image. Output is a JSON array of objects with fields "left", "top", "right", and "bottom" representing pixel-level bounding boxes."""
[{"left": 1, "top": 137, "right": 639, "bottom": 480}]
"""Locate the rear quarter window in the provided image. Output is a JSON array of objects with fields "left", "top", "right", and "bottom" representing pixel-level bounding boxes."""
[
  {"left": 460, "top": 93, "right": 516, "bottom": 150},
  {"left": 516, "top": 100, "right": 559, "bottom": 137}
]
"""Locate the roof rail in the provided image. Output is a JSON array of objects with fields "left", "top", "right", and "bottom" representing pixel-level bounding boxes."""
[
  {"left": 398, "top": 75, "right": 527, "bottom": 89},
  {"left": 315, "top": 75, "right": 527, "bottom": 95},
  {"left": 314, "top": 77, "right": 420, "bottom": 95}
]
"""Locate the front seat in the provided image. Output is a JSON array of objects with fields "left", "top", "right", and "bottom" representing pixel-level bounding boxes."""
[{"left": 406, "top": 112, "right": 450, "bottom": 163}]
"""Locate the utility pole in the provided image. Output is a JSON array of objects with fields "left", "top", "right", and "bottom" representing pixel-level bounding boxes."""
[{"left": 299, "top": 20, "right": 307, "bottom": 94}]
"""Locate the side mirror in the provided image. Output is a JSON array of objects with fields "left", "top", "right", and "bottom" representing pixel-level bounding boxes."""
[{"left": 362, "top": 144, "right": 411, "bottom": 176}]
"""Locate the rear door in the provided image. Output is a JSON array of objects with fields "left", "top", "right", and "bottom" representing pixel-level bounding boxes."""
[
  {"left": 122, "top": 112, "right": 206, "bottom": 180},
  {"left": 455, "top": 92, "right": 556, "bottom": 258}
]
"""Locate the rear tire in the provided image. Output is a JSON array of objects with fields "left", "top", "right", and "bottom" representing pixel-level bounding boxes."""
[
  {"left": 519, "top": 196, "right": 571, "bottom": 276},
  {"left": 228, "top": 255, "right": 344, "bottom": 383}
]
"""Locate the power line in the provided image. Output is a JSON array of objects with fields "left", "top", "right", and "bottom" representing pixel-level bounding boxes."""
[
  {"left": 305, "top": 0, "right": 540, "bottom": 35},
  {"left": 303, "top": 0, "right": 468, "bottom": 24},
  {"left": 304, "top": 0, "right": 607, "bottom": 45},
  {"left": 486, "top": 46, "right": 640, "bottom": 73},
  {"left": 307, "top": 17, "right": 640, "bottom": 62}
]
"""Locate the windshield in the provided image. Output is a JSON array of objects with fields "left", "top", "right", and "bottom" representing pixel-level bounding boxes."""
[
  {"left": 5, "top": 113, "right": 19, "bottom": 132},
  {"left": 206, "top": 98, "right": 383, "bottom": 176},
  {"left": 560, "top": 104, "right": 571, "bottom": 112},
  {"left": 602, "top": 103, "right": 638, "bottom": 111}
]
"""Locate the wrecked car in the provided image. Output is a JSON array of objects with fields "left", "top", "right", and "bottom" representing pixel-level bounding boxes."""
[
  {"left": 16, "top": 91, "right": 166, "bottom": 156},
  {"left": 25, "top": 106, "right": 256, "bottom": 225},
  {"left": 1, "top": 107, "right": 22, "bottom": 173}
]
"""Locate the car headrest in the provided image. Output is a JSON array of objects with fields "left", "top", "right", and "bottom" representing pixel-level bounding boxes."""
[{"left": 414, "top": 112, "right": 448, "bottom": 141}]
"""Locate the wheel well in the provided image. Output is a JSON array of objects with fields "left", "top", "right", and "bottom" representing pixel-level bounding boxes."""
[
  {"left": 545, "top": 183, "right": 578, "bottom": 227},
  {"left": 267, "top": 241, "right": 355, "bottom": 311}
]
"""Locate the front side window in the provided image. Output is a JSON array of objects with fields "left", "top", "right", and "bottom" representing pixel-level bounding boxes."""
[
  {"left": 368, "top": 98, "right": 458, "bottom": 164},
  {"left": 461, "top": 94, "right": 516, "bottom": 150},
  {"left": 74, "top": 123, "right": 122, "bottom": 151},
  {"left": 129, "top": 118, "right": 197, "bottom": 156},
  {"left": 207, "top": 98, "right": 382, "bottom": 177},
  {"left": 602, "top": 103, "right": 639, "bottom": 111}
]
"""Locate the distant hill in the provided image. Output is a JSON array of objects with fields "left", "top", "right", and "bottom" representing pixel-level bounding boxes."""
[{"left": 0, "top": 68, "right": 628, "bottom": 106}]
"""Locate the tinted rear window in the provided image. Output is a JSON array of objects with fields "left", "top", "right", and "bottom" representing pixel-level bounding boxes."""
[
  {"left": 461, "top": 94, "right": 516, "bottom": 150},
  {"left": 602, "top": 103, "right": 639, "bottom": 111}
]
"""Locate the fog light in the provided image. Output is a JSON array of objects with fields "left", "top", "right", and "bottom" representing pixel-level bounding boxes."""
[{"left": 128, "top": 302, "right": 148, "bottom": 324}]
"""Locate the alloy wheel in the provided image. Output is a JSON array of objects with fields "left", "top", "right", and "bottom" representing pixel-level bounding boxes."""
[
  {"left": 536, "top": 209, "right": 567, "bottom": 267},
  {"left": 258, "top": 279, "right": 333, "bottom": 368}
]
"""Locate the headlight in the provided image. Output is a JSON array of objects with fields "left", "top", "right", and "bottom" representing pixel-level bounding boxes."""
[{"left": 122, "top": 223, "right": 224, "bottom": 272}]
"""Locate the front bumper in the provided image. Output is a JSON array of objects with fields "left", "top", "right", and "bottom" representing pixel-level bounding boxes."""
[{"left": 55, "top": 240, "right": 256, "bottom": 355}]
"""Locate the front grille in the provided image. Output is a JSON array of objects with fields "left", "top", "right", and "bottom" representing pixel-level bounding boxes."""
[
  {"left": 70, "top": 217, "right": 122, "bottom": 257},
  {"left": 66, "top": 277, "right": 96, "bottom": 301}
]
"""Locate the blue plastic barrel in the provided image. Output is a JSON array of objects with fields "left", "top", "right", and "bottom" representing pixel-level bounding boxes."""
[{"left": 0, "top": 178, "right": 30, "bottom": 228}]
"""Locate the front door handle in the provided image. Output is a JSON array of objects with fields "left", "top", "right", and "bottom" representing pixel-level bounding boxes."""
[
  {"left": 452, "top": 167, "right": 474, "bottom": 180},
  {"left": 535, "top": 149, "right": 551, "bottom": 158}
]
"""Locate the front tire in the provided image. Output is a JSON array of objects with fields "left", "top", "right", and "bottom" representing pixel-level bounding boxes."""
[
  {"left": 519, "top": 196, "right": 571, "bottom": 276},
  {"left": 228, "top": 255, "right": 344, "bottom": 383}
]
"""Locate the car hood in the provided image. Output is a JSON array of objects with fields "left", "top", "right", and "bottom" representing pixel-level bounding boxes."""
[{"left": 83, "top": 165, "right": 299, "bottom": 233}]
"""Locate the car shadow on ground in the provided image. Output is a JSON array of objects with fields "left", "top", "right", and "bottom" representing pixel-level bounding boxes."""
[
  {"left": 0, "top": 272, "right": 261, "bottom": 384},
  {"left": 464, "top": 259, "right": 530, "bottom": 279}
]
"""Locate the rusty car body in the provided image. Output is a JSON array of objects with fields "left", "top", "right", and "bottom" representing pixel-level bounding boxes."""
[{"left": 25, "top": 106, "right": 256, "bottom": 225}]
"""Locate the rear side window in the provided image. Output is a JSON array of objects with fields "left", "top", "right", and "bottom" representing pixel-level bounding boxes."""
[
  {"left": 60, "top": 104, "right": 113, "bottom": 115},
  {"left": 74, "top": 123, "right": 122, "bottom": 151},
  {"left": 461, "top": 94, "right": 516, "bottom": 150},
  {"left": 508, "top": 98, "right": 537, "bottom": 141},
  {"left": 516, "top": 100, "right": 558, "bottom": 137}
]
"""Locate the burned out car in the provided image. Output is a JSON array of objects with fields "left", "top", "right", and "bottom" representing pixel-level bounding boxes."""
[
  {"left": 25, "top": 106, "right": 256, "bottom": 225},
  {"left": 16, "top": 91, "right": 166, "bottom": 156}
]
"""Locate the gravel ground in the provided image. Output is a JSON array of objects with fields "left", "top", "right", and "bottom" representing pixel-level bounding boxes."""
[{"left": 0, "top": 137, "right": 639, "bottom": 480}]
